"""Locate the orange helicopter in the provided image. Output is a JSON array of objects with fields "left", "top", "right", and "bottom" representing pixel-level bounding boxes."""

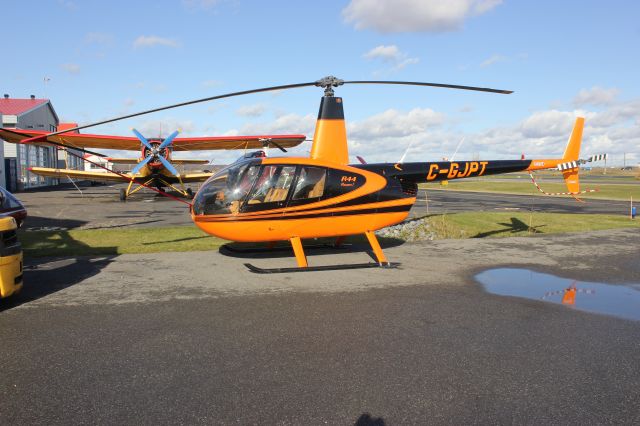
[{"left": 14, "top": 76, "right": 606, "bottom": 272}]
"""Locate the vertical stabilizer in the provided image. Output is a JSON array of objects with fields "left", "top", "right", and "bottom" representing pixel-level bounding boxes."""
[
  {"left": 310, "top": 96, "right": 349, "bottom": 165},
  {"left": 562, "top": 117, "right": 584, "bottom": 161},
  {"left": 562, "top": 117, "right": 585, "bottom": 194}
]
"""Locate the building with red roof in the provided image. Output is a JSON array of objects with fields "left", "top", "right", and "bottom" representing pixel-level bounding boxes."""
[{"left": 0, "top": 94, "right": 60, "bottom": 190}]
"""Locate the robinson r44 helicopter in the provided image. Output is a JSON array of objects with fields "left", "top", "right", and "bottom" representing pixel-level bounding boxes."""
[{"left": 15, "top": 76, "right": 607, "bottom": 272}]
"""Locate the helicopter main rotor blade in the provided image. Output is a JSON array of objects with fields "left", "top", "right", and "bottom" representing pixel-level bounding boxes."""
[
  {"left": 43, "top": 82, "right": 319, "bottom": 137},
  {"left": 343, "top": 80, "right": 513, "bottom": 94},
  {"left": 39, "top": 77, "right": 512, "bottom": 138}
]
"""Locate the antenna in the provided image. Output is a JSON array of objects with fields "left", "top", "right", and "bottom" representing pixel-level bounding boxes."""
[{"left": 450, "top": 137, "right": 465, "bottom": 162}]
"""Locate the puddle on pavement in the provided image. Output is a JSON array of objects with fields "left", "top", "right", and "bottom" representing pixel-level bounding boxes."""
[{"left": 476, "top": 268, "right": 640, "bottom": 321}]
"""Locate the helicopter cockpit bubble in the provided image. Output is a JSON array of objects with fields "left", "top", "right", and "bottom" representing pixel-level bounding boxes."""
[{"left": 192, "top": 159, "right": 261, "bottom": 215}]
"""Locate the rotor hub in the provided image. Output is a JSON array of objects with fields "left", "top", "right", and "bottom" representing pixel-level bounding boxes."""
[{"left": 315, "top": 76, "right": 344, "bottom": 97}]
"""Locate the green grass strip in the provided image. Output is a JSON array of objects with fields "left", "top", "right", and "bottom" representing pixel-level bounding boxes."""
[
  {"left": 421, "top": 180, "right": 640, "bottom": 201},
  {"left": 425, "top": 212, "right": 640, "bottom": 239},
  {"left": 18, "top": 226, "right": 226, "bottom": 258}
]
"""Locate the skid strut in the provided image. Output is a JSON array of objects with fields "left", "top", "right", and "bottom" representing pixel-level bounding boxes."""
[{"left": 244, "top": 232, "right": 397, "bottom": 273}]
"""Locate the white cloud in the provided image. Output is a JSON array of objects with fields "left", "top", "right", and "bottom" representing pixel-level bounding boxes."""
[
  {"left": 61, "top": 63, "right": 80, "bottom": 74},
  {"left": 236, "top": 104, "right": 267, "bottom": 117},
  {"left": 345, "top": 108, "right": 448, "bottom": 162},
  {"left": 349, "top": 108, "right": 445, "bottom": 140},
  {"left": 393, "top": 57, "right": 420, "bottom": 71},
  {"left": 342, "top": 89, "right": 640, "bottom": 164},
  {"left": 363, "top": 44, "right": 419, "bottom": 72},
  {"left": 363, "top": 45, "right": 402, "bottom": 62},
  {"left": 133, "top": 36, "right": 180, "bottom": 49},
  {"left": 480, "top": 54, "right": 507, "bottom": 68},
  {"left": 137, "top": 119, "right": 196, "bottom": 138},
  {"left": 519, "top": 110, "right": 576, "bottom": 138},
  {"left": 238, "top": 113, "right": 316, "bottom": 136},
  {"left": 574, "top": 86, "right": 619, "bottom": 107},
  {"left": 343, "top": 0, "right": 502, "bottom": 33},
  {"left": 466, "top": 97, "right": 640, "bottom": 163}
]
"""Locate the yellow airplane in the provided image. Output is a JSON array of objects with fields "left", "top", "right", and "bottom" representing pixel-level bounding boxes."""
[{"left": 0, "top": 127, "right": 305, "bottom": 200}]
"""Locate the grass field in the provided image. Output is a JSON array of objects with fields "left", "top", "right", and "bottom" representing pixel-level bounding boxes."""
[
  {"left": 424, "top": 212, "right": 640, "bottom": 239},
  {"left": 422, "top": 179, "right": 640, "bottom": 201},
  {"left": 18, "top": 226, "right": 226, "bottom": 258},
  {"left": 18, "top": 212, "right": 640, "bottom": 258}
]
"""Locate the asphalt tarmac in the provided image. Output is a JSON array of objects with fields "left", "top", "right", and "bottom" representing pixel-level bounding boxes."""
[
  {"left": 15, "top": 182, "right": 634, "bottom": 231},
  {"left": 1, "top": 227, "right": 639, "bottom": 424}
]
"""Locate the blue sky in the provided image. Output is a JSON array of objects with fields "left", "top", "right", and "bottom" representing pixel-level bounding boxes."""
[{"left": 3, "top": 0, "right": 639, "bottom": 164}]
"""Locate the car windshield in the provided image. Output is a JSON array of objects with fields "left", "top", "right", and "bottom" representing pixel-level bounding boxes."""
[
  {"left": 192, "top": 160, "right": 260, "bottom": 215},
  {"left": 0, "top": 187, "right": 24, "bottom": 211}
]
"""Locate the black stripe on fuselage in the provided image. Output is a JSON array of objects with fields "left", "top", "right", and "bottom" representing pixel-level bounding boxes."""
[
  {"left": 194, "top": 204, "right": 412, "bottom": 223},
  {"left": 354, "top": 160, "right": 533, "bottom": 183}
]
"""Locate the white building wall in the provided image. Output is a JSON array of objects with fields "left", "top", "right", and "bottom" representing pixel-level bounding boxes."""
[
  {"left": 3, "top": 141, "right": 16, "bottom": 157},
  {"left": 0, "top": 140, "right": 4, "bottom": 188}
]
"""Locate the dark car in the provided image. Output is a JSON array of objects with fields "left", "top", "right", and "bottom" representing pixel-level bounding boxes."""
[{"left": 0, "top": 186, "right": 27, "bottom": 228}]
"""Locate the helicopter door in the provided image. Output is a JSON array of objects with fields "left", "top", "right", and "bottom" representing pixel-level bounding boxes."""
[
  {"left": 241, "top": 165, "right": 297, "bottom": 212},
  {"left": 287, "top": 166, "right": 327, "bottom": 207}
]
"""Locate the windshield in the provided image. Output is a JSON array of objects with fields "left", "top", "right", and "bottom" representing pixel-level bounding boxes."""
[
  {"left": 0, "top": 187, "right": 24, "bottom": 211},
  {"left": 192, "top": 160, "right": 260, "bottom": 215}
]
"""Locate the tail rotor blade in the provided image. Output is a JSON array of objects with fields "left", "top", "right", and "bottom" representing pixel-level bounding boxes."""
[
  {"left": 132, "top": 128, "right": 153, "bottom": 149},
  {"left": 159, "top": 130, "right": 180, "bottom": 149},
  {"left": 131, "top": 155, "right": 152, "bottom": 175}
]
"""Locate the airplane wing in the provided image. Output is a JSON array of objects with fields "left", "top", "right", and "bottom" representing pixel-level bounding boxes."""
[
  {"left": 107, "top": 158, "right": 209, "bottom": 165},
  {"left": 180, "top": 172, "right": 214, "bottom": 183},
  {"left": 28, "top": 167, "right": 213, "bottom": 184},
  {"left": 107, "top": 158, "right": 143, "bottom": 164},
  {"left": 0, "top": 128, "right": 306, "bottom": 151},
  {"left": 28, "top": 167, "right": 130, "bottom": 183}
]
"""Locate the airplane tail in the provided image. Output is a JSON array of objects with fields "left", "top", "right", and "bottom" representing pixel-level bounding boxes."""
[{"left": 559, "top": 117, "right": 585, "bottom": 194}]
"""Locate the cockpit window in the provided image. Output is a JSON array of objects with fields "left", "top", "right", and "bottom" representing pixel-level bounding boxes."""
[
  {"left": 192, "top": 160, "right": 260, "bottom": 215},
  {"left": 244, "top": 165, "right": 296, "bottom": 208},
  {"left": 292, "top": 167, "right": 326, "bottom": 201}
]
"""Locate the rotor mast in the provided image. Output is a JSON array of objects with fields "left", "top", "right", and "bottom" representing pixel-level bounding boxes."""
[{"left": 310, "top": 76, "right": 350, "bottom": 165}]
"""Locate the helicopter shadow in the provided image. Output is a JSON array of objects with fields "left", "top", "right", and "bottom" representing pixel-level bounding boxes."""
[
  {"left": 473, "top": 217, "right": 546, "bottom": 238},
  {"left": 22, "top": 215, "right": 88, "bottom": 231},
  {"left": 354, "top": 413, "right": 386, "bottom": 426}
]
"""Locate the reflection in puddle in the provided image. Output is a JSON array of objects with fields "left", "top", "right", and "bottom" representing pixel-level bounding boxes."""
[{"left": 476, "top": 268, "right": 640, "bottom": 321}]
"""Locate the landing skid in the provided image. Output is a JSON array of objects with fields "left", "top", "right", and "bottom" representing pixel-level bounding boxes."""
[
  {"left": 223, "top": 242, "right": 352, "bottom": 254},
  {"left": 245, "top": 262, "right": 399, "bottom": 274}
]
